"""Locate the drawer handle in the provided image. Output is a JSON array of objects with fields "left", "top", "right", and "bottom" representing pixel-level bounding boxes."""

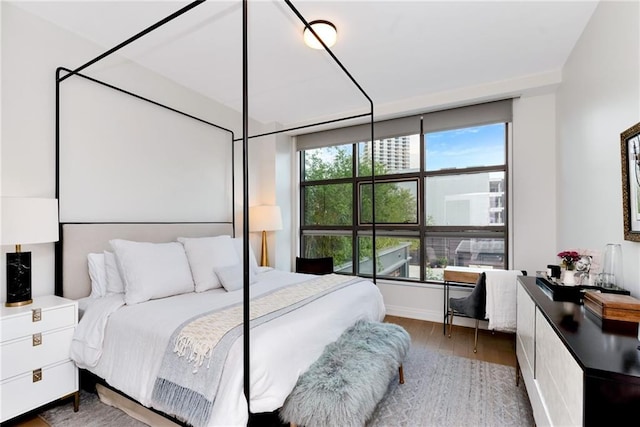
[
  {"left": 33, "top": 333, "right": 42, "bottom": 346},
  {"left": 32, "top": 308, "right": 42, "bottom": 322},
  {"left": 33, "top": 368, "right": 42, "bottom": 383}
]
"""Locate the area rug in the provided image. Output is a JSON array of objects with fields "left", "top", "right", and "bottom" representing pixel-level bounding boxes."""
[
  {"left": 38, "top": 390, "right": 148, "bottom": 427},
  {"left": 39, "top": 348, "right": 534, "bottom": 427},
  {"left": 368, "top": 346, "right": 535, "bottom": 427}
]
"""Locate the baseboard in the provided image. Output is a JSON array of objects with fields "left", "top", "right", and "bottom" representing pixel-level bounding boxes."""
[
  {"left": 384, "top": 304, "right": 490, "bottom": 330},
  {"left": 384, "top": 304, "right": 439, "bottom": 322}
]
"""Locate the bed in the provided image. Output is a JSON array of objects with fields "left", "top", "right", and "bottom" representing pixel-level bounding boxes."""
[
  {"left": 55, "top": 1, "right": 377, "bottom": 426},
  {"left": 63, "top": 223, "right": 385, "bottom": 427}
]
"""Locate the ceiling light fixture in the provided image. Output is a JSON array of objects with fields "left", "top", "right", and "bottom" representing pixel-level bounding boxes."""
[{"left": 303, "top": 20, "right": 337, "bottom": 50}]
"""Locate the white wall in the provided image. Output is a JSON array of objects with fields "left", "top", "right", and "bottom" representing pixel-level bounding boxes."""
[
  {"left": 557, "top": 0, "right": 640, "bottom": 296},
  {"left": 0, "top": 3, "right": 273, "bottom": 301},
  {"left": 275, "top": 131, "right": 294, "bottom": 271},
  {"left": 512, "top": 93, "right": 558, "bottom": 273},
  {"left": 234, "top": 128, "right": 292, "bottom": 270}
]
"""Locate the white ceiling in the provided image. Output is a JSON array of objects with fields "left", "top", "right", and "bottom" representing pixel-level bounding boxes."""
[{"left": 14, "top": 0, "right": 599, "bottom": 129}]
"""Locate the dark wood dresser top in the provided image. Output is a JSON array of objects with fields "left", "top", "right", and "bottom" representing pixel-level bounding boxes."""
[{"left": 519, "top": 275, "right": 640, "bottom": 383}]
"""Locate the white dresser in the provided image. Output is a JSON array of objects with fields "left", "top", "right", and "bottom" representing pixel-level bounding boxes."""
[
  {"left": 516, "top": 276, "right": 640, "bottom": 426},
  {"left": 517, "top": 279, "right": 584, "bottom": 426},
  {"left": 0, "top": 295, "right": 79, "bottom": 423}
]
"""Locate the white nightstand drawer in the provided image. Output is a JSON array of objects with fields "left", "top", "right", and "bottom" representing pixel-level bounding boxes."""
[
  {"left": 1, "top": 301, "right": 76, "bottom": 343},
  {"left": 0, "top": 359, "right": 77, "bottom": 423},
  {"left": 1, "top": 327, "right": 75, "bottom": 381}
]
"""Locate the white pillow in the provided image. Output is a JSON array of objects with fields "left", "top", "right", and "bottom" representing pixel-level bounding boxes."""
[
  {"left": 104, "top": 251, "right": 125, "bottom": 295},
  {"left": 87, "top": 253, "right": 107, "bottom": 298},
  {"left": 109, "top": 239, "right": 195, "bottom": 305},
  {"left": 215, "top": 264, "right": 256, "bottom": 292},
  {"left": 232, "top": 237, "right": 260, "bottom": 274},
  {"left": 177, "top": 235, "right": 240, "bottom": 292}
]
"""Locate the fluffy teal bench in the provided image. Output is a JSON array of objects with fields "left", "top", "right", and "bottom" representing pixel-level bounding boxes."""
[{"left": 280, "top": 320, "right": 410, "bottom": 427}]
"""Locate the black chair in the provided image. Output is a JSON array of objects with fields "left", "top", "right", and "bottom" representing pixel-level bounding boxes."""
[
  {"left": 448, "top": 272, "right": 486, "bottom": 353},
  {"left": 295, "top": 257, "right": 333, "bottom": 275},
  {"left": 448, "top": 270, "right": 526, "bottom": 353}
]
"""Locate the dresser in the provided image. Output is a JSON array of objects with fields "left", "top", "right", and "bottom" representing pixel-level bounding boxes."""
[
  {"left": 0, "top": 295, "right": 79, "bottom": 423},
  {"left": 516, "top": 276, "right": 640, "bottom": 426}
]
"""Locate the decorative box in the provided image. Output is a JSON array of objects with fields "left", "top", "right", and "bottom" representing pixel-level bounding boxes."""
[{"left": 583, "top": 291, "right": 640, "bottom": 335}]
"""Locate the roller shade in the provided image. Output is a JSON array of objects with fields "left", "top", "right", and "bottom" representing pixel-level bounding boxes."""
[
  {"left": 296, "top": 116, "right": 419, "bottom": 151},
  {"left": 422, "top": 99, "right": 513, "bottom": 134},
  {"left": 296, "top": 99, "right": 512, "bottom": 151}
]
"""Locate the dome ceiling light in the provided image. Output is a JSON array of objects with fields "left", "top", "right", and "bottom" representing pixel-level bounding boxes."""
[{"left": 303, "top": 20, "right": 337, "bottom": 50}]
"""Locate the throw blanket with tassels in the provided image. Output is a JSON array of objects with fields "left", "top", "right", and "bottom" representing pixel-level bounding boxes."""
[{"left": 151, "top": 274, "right": 360, "bottom": 427}]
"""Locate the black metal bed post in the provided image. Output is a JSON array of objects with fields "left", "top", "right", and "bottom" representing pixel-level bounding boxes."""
[
  {"left": 54, "top": 67, "right": 63, "bottom": 297},
  {"left": 370, "top": 104, "right": 376, "bottom": 284},
  {"left": 242, "top": 0, "right": 251, "bottom": 411}
]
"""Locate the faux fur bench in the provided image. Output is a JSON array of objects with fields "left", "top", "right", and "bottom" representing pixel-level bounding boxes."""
[{"left": 280, "top": 320, "right": 411, "bottom": 427}]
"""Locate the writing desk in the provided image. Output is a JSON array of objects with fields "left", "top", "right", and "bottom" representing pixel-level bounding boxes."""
[{"left": 442, "top": 268, "right": 481, "bottom": 334}]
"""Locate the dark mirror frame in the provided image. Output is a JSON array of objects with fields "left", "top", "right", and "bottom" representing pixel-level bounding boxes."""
[{"left": 620, "top": 121, "right": 640, "bottom": 242}]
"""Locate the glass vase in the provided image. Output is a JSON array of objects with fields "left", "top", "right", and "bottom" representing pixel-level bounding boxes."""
[{"left": 602, "top": 243, "right": 623, "bottom": 289}]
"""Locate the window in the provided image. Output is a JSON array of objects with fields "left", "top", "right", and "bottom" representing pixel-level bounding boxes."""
[
  {"left": 298, "top": 100, "right": 511, "bottom": 282},
  {"left": 301, "top": 233, "right": 353, "bottom": 274},
  {"left": 359, "top": 180, "right": 419, "bottom": 224},
  {"left": 303, "top": 145, "right": 352, "bottom": 180},
  {"left": 424, "top": 172, "right": 505, "bottom": 226}
]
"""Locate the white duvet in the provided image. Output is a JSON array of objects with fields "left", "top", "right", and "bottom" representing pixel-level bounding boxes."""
[{"left": 70, "top": 270, "right": 385, "bottom": 426}]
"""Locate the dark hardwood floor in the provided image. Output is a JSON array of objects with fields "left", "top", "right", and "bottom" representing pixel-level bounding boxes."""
[
  {"left": 11, "top": 316, "right": 517, "bottom": 427},
  {"left": 384, "top": 315, "right": 517, "bottom": 368}
]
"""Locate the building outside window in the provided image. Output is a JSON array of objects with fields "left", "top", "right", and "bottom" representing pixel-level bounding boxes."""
[{"left": 298, "top": 101, "right": 510, "bottom": 282}]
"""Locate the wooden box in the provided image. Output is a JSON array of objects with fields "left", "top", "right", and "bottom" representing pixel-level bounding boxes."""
[
  {"left": 583, "top": 291, "right": 640, "bottom": 335},
  {"left": 583, "top": 292, "right": 640, "bottom": 322}
]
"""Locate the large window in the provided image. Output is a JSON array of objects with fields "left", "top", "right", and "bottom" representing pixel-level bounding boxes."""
[{"left": 298, "top": 101, "right": 510, "bottom": 281}]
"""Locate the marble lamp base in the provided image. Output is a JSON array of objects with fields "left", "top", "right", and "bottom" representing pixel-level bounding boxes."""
[{"left": 6, "top": 251, "right": 32, "bottom": 307}]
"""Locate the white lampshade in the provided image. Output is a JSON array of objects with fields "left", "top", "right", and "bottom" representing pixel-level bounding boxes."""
[
  {"left": 249, "top": 205, "right": 283, "bottom": 232},
  {"left": 1, "top": 197, "right": 59, "bottom": 246},
  {"left": 303, "top": 20, "right": 337, "bottom": 50}
]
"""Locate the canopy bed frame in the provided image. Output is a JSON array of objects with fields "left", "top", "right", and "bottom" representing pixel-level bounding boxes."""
[{"left": 54, "top": 0, "right": 376, "bottom": 423}]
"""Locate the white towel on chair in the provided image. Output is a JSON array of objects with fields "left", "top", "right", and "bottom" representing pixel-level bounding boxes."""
[{"left": 484, "top": 270, "right": 522, "bottom": 332}]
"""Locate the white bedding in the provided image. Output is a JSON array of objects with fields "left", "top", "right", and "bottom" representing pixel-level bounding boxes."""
[{"left": 71, "top": 269, "right": 385, "bottom": 426}]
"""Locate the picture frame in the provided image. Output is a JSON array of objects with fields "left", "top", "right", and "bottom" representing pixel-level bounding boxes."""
[{"left": 620, "top": 121, "right": 640, "bottom": 242}]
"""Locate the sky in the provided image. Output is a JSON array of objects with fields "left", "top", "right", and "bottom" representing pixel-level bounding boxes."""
[
  {"left": 425, "top": 123, "right": 505, "bottom": 171},
  {"left": 308, "top": 122, "right": 506, "bottom": 174}
]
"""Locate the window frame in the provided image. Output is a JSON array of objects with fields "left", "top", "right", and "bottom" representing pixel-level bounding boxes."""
[{"left": 298, "top": 103, "right": 511, "bottom": 282}]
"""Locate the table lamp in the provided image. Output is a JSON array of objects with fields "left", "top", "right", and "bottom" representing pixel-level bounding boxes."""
[
  {"left": 1, "top": 198, "right": 59, "bottom": 307},
  {"left": 249, "top": 205, "right": 283, "bottom": 267}
]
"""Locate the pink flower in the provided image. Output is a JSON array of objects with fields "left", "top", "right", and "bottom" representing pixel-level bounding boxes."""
[{"left": 557, "top": 250, "right": 581, "bottom": 269}]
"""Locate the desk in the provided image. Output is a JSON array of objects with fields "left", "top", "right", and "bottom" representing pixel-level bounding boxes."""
[{"left": 442, "top": 268, "right": 481, "bottom": 334}]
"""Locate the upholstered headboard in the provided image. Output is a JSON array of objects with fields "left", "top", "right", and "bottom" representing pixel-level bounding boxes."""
[{"left": 60, "top": 222, "right": 234, "bottom": 300}]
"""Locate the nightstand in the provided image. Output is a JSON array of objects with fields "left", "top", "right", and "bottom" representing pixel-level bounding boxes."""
[{"left": 0, "top": 295, "right": 79, "bottom": 423}]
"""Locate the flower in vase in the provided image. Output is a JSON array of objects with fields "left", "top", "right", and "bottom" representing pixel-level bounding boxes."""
[{"left": 557, "top": 250, "right": 581, "bottom": 270}]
